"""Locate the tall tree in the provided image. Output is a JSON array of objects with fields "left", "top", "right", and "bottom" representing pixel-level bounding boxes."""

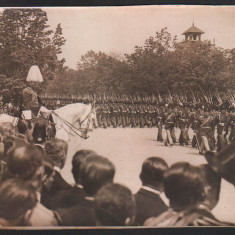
[
  {"left": 172, "top": 40, "right": 230, "bottom": 93},
  {"left": 76, "top": 50, "right": 130, "bottom": 94},
  {"left": 0, "top": 8, "right": 66, "bottom": 82},
  {"left": 125, "top": 28, "right": 178, "bottom": 94}
]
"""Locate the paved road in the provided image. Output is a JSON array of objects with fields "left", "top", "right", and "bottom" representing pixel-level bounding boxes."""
[{"left": 61, "top": 127, "right": 235, "bottom": 224}]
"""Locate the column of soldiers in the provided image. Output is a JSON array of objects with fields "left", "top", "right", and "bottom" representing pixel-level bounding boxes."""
[
  {"left": 158, "top": 102, "right": 235, "bottom": 154},
  {"left": 1, "top": 92, "right": 235, "bottom": 154}
]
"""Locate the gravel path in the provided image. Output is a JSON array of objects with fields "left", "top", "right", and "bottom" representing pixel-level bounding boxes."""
[{"left": 61, "top": 127, "right": 235, "bottom": 224}]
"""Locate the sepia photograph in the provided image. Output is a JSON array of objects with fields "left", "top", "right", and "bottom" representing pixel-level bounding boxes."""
[{"left": 0, "top": 5, "right": 235, "bottom": 228}]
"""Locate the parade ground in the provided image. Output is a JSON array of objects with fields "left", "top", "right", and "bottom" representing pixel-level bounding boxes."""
[{"left": 61, "top": 127, "right": 235, "bottom": 224}]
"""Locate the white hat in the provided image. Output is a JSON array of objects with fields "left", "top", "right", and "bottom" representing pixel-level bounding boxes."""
[{"left": 26, "top": 65, "right": 43, "bottom": 83}]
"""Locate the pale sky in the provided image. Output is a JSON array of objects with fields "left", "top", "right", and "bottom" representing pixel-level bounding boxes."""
[{"left": 2, "top": 6, "right": 235, "bottom": 69}]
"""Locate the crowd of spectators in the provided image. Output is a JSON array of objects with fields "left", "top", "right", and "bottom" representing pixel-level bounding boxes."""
[{"left": 0, "top": 119, "right": 234, "bottom": 227}]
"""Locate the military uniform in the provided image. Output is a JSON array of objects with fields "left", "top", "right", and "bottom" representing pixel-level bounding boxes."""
[
  {"left": 228, "top": 113, "right": 235, "bottom": 143},
  {"left": 216, "top": 110, "right": 229, "bottom": 152},
  {"left": 197, "top": 112, "right": 215, "bottom": 153},
  {"left": 163, "top": 108, "right": 176, "bottom": 146},
  {"left": 178, "top": 108, "right": 190, "bottom": 146},
  {"left": 156, "top": 109, "right": 164, "bottom": 141}
]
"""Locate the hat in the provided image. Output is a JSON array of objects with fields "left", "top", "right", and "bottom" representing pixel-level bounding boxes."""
[
  {"left": 204, "top": 142, "right": 235, "bottom": 185},
  {"left": 26, "top": 65, "right": 43, "bottom": 83}
]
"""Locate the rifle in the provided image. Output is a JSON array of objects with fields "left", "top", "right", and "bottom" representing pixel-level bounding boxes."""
[
  {"left": 198, "top": 85, "right": 208, "bottom": 103},
  {"left": 189, "top": 87, "right": 197, "bottom": 103},
  {"left": 157, "top": 90, "right": 161, "bottom": 100},
  {"left": 167, "top": 88, "right": 173, "bottom": 102}
]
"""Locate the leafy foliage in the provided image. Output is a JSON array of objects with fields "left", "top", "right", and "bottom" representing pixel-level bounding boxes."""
[
  {"left": 0, "top": 8, "right": 66, "bottom": 102},
  {"left": 47, "top": 27, "right": 234, "bottom": 96}
]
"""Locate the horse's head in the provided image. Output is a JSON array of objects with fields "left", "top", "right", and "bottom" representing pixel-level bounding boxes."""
[
  {"left": 52, "top": 102, "right": 97, "bottom": 142},
  {"left": 81, "top": 105, "right": 97, "bottom": 139}
]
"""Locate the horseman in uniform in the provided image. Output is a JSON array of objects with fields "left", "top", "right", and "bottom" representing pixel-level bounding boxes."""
[
  {"left": 21, "top": 65, "right": 55, "bottom": 141},
  {"left": 21, "top": 65, "right": 50, "bottom": 119}
]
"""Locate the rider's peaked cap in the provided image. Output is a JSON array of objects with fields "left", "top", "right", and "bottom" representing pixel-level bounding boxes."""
[{"left": 204, "top": 142, "right": 235, "bottom": 185}]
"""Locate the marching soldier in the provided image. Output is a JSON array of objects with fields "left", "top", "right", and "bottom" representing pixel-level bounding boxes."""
[
  {"left": 228, "top": 112, "right": 235, "bottom": 143},
  {"left": 121, "top": 104, "right": 127, "bottom": 128},
  {"left": 156, "top": 107, "right": 164, "bottom": 142},
  {"left": 216, "top": 106, "right": 229, "bottom": 152},
  {"left": 130, "top": 105, "right": 137, "bottom": 128},
  {"left": 111, "top": 104, "right": 119, "bottom": 128},
  {"left": 197, "top": 108, "right": 215, "bottom": 154},
  {"left": 163, "top": 105, "right": 176, "bottom": 146},
  {"left": 139, "top": 105, "right": 146, "bottom": 128},
  {"left": 178, "top": 106, "right": 190, "bottom": 146}
]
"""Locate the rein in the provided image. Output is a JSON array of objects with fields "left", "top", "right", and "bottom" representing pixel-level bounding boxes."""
[{"left": 52, "top": 106, "right": 94, "bottom": 139}]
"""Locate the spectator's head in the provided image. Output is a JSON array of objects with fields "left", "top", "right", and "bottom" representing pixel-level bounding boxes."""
[
  {"left": 42, "top": 157, "right": 55, "bottom": 192},
  {"left": 17, "top": 119, "right": 32, "bottom": 135},
  {"left": 0, "top": 178, "right": 37, "bottom": 226},
  {"left": 140, "top": 157, "right": 168, "bottom": 190},
  {"left": 95, "top": 183, "right": 135, "bottom": 226},
  {"left": 7, "top": 145, "right": 44, "bottom": 189},
  {"left": 79, "top": 155, "right": 115, "bottom": 196},
  {"left": 45, "top": 139, "right": 68, "bottom": 169},
  {"left": 3, "top": 135, "right": 15, "bottom": 156},
  {"left": 72, "top": 149, "right": 97, "bottom": 184},
  {"left": 32, "top": 123, "right": 46, "bottom": 144},
  {"left": 0, "top": 122, "right": 15, "bottom": 139},
  {"left": 164, "top": 162, "right": 205, "bottom": 211},
  {"left": 200, "top": 164, "right": 221, "bottom": 210}
]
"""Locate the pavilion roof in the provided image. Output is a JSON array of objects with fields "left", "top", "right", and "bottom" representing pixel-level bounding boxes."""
[{"left": 182, "top": 24, "right": 205, "bottom": 35}]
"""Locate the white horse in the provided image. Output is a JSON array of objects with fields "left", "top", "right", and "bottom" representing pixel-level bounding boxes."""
[
  {"left": 52, "top": 103, "right": 97, "bottom": 142},
  {"left": 0, "top": 103, "right": 97, "bottom": 142}
]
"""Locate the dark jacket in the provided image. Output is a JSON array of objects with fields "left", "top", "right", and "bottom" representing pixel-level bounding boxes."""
[
  {"left": 41, "top": 170, "right": 72, "bottom": 210},
  {"left": 49, "top": 185, "right": 86, "bottom": 209},
  {"left": 134, "top": 187, "right": 168, "bottom": 225},
  {"left": 56, "top": 199, "right": 96, "bottom": 226},
  {"left": 14, "top": 133, "right": 29, "bottom": 148}
]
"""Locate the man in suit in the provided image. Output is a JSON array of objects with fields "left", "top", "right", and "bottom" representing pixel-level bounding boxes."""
[
  {"left": 14, "top": 119, "right": 32, "bottom": 148},
  {"left": 51, "top": 150, "right": 97, "bottom": 209},
  {"left": 134, "top": 157, "right": 169, "bottom": 225},
  {"left": 41, "top": 138, "right": 72, "bottom": 210},
  {"left": 56, "top": 155, "right": 115, "bottom": 226}
]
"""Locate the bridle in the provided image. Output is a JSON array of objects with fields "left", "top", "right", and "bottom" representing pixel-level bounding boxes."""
[{"left": 52, "top": 105, "right": 96, "bottom": 139}]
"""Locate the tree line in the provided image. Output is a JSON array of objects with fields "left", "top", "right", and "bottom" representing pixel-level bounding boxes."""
[
  {"left": 47, "top": 28, "right": 235, "bottom": 98},
  {"left": 0, "top": 8, "right": 234, "bottom": 104}
]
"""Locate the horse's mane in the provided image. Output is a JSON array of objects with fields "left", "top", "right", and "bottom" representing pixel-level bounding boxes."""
[
  {"left": 55, "top": 103, "right": 91, "bottom": 113},
  {"left": 53, "top": 102, "right": 92, "bottom": 123}
]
